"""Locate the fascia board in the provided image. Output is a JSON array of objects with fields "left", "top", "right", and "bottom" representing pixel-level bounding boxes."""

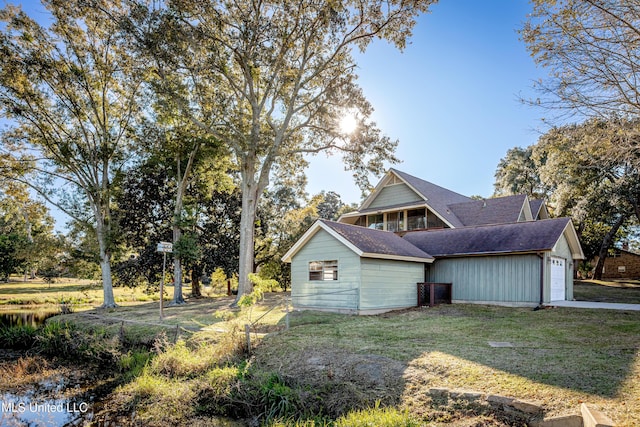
[
  {"left": 281, "top": 221, "right": 323, "bottom": 263},
  {"left": 362, "top": 253, "right": 435, "bottom": 264},
  {"left": 281, "top": 221, "right": 365, "bottom": 263}
]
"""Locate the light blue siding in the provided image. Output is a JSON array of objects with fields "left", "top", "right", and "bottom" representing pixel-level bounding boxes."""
[
  {"left": 291, "top": 229, "right": 360, "bottom": 312},
  {"left": 368, "top": 183, "right": 422, "bottom": 209},
  {"left": 429, "top": 254, "right": 541, "bottom": 304},
  {"left": 360, "top": 259, "right": 424, "bottom": 310}
]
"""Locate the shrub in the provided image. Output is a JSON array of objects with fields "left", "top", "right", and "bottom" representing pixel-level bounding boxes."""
[{"left": 0, "top": 324, "right": 38, "bottom": 349}]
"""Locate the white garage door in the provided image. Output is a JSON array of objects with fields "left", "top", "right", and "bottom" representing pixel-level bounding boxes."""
[{"left": 550, "top": 257, "right": 566, "bottom": 301}]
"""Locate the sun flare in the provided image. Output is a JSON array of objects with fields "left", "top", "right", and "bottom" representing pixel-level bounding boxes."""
[{"left": 339, "top": 113, "right": 358, "bottom": 134}]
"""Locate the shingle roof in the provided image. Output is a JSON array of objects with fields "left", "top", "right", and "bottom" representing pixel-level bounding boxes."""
[
  {"left": 529, "top": 199, "right": 545, "bottom": 219},
  {"left": 402, "top": 218, "right": 573, "bottom": 257},
  {"left": 320, "top": 220, "right": 434, "bottom": 261},
  {"left": 389, "top": 169, "right": 472, "bottom": 227},
  {"left": 448, "top": 195, "right": 527, "bottom": 226}
]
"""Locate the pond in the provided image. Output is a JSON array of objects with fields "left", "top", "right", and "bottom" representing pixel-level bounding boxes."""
[
  {"left": 1, "top": 377, "right": 94, "bottom": 427},
  {"left": 0, "top": 310, "right": 60, "bottom": 328}
]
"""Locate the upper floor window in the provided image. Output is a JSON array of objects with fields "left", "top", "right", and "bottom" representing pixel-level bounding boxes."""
[
  {"left": 407, "top": 208, "right": 426, "bottom": 230},
  {"left": 309, "top": 260, "right": 338, "bottom": 281},
  {"left": 387, "top": 211, "right": 404, "bottom": 232},
  {"left": 367, "top": 214, "right": 384, "bottom": 230}
]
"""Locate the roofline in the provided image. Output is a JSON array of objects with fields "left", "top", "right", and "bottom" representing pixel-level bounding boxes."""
[
  {"left": 359, "top": 169, "right": 428, "bottom": 211},
  {"left": 431, "top": 249, "right": 554, "bottom": 258},
  {"left": 362, "top": 252, "right": 435, "bottom": 263},
  {"left": 559, "top": 219, "right": 585, "bottom": 260},
  {"left": 281, "top": 220, "right": 434, "bottom": 264},
  {"left": 281, "top": 221, "right": 359, "bottom": 263}
]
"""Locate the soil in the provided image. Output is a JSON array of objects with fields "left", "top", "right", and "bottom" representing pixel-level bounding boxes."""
[{"left": 253, "top": 343, "right": 520, "bottom": 426}]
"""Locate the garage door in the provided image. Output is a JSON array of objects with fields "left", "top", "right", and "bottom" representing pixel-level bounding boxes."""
[{"left": 550, "top": 257, "right": 565, "bottom": 301}]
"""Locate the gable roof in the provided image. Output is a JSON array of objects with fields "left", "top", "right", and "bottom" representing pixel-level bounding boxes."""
[
  {"left": 448, "top": 195, "right": 529, "bottom": 226},
  {"left": 389, "top": 169, "right": 472, "bottom": 227},
  {"left": 282, "top": 220, "right": 434, "bottom": 264},
  {"left": 529, "top": 199, "right": 549, "bottom": 220},
  {"left": 351, "top": 169, "right": 473, "bottom": 228},
  {"left": 402, "top": 217, "right": 584, "bottom": 259}
]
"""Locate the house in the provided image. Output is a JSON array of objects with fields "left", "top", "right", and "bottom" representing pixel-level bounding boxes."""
[
  {"left": 282, "top": 169, "right": 584, "bottom": 314},
  {"left": 595, "top": 248, "right": 640, "bottom": 279}
]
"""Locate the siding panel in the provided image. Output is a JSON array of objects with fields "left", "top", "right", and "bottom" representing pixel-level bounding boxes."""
[
  {"left": 291, "top": 229, "right": 360, "bottom": 311},
  {"left": 360, "top": 259, "right": 424, "bottom": 310},
  {"left": 429, "top": 254, "right": 541, "bottom": 304},
  {"left": 368, "top": 184, "right": 422, "bottom": 209}
]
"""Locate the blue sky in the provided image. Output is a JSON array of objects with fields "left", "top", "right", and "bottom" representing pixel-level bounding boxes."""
[
  {"left": 306, "top": 0, "right": 547, "bottom": 205},
  {"left": 5, "top": 0, "right": 547, "bottom": 229}
]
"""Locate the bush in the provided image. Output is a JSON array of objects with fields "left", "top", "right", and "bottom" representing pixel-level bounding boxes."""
[
  {"left": 35, "top": 321, "right": 120, "bottom": 363},
  {"left": 0, "top": 324, "right": 38, "bottom": 349}
]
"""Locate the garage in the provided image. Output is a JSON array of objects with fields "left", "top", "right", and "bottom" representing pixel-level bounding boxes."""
[{"left": 550, "top": 257, "right": 566, "bottom": 301}]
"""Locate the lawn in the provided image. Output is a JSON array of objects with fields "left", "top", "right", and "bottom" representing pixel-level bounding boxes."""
[
  {"left": 574, "top": 279, "right": 640, "bottom": 304},
  {"left": 255, "top": 303, "right": 640, "bottom": 426},
  {"left": 2, "top": 278, "right": 639, "bottom": 425},
  {"left": 0, "top": 277, "right": 161, "bottom": 308}
]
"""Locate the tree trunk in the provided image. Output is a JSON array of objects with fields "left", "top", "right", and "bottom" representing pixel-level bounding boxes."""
[
  {"left": 235, "top": 185, "right": 257, "bottom": 304},
  {"left": 234, "top": 160, "right": 263, "bottom": 305},
  {"left": 169, "top": 148, "right": 198, "bottom": 306},
  {"left": 191, "top": 267, "right": 201, "bottom": 298},
  {"left": 96, "top": 213, "right": 117, "bottom": 308},
  {"left": 593, "top": 215, "right": 626, "bottom": 280},
  {"left": 170, "top": 220, "right": 186, "bottom": 305}
]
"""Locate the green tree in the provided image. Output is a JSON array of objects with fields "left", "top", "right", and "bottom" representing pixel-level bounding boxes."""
[
  {"left": 0, "top": 183, "right": 57, "bottom": 280},
  {"left": 493, "top": 146, "right": 548, "bottom": 199},
  {"left": 119, "top": 0, "right": 433, "bottom": 303},
  {"left": 113, "top": 156, "right": 240, "bottom": 296},
  {"left": 532, "top": 118, "right": 640, "bottom": 279},
  {"left": 0, "top": 0, "right": 146, "bottom": 307}
]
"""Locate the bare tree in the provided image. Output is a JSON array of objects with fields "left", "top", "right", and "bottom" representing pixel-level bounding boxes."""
[{"left": 522, "top": 0, "right": 640, "bottom": 118}]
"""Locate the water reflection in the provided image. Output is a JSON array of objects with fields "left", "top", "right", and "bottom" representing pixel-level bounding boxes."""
[
  {"left": 0, "top": 377, "right": 93, "bottom": 427},
  {"left": 0, "top": 311, "right": 59, "bottom": 328}
]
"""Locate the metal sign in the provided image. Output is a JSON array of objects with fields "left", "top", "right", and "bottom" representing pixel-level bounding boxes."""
[{"left": 157, "top": 241, "right": 173, "bottom": 253}]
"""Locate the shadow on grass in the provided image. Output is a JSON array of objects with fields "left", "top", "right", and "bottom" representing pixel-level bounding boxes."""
[{"left": 265, "top": 305, "right": 640, "bottom": 402}]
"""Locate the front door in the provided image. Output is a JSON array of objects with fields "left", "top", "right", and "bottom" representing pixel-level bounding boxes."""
[{"left": 550, "top": 257, "right": 566, "bottom": 301}]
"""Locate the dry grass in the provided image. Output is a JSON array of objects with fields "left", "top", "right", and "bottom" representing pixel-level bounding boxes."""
[{"left": 255, "top": 304, "right": 640, "bottom": 426}]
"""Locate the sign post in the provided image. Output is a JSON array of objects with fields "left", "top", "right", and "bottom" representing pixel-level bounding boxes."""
[{"left": 156, "top": 242, "right": 173, "bottom": 320}]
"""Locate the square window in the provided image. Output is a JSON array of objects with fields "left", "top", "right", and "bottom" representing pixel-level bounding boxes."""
[{"left": 309, "top": 260, "right": 338, "bottom": 281}]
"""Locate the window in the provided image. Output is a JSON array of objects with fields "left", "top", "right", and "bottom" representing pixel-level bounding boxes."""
[
  {"left": 367, "top": 214, "right": 384, "bottom": 230},
  {"left": 407, "top": 209, "right": 426, "bottom": 230},
  {"left": 427, "top": 210, "right": 447, "bottom": 228},
  {"left": 387, "top": 211, "right": 404, "bottom": 232},
  {"left": 309, "top": 260, "right": 338, "bottom": 281}
]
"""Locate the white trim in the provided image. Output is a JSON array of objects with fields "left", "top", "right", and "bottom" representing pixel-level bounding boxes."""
[
  {"left": 281, "top": 220, "right": 434, "bottom": 264},
  {"left": 281, "top": 221, "right": 363, "bottom": 263},
  {"left": 362, "top": 252, "right": 434, "bottom": 264},
  {"left": 360, "top": 170, "right": 428, "bottom": 211},
  {"left": 560, "top": 221, "right": 585, "bottom": 260},
  {"left": 518, "top": 195, "right": 534, "bottom": 222}
]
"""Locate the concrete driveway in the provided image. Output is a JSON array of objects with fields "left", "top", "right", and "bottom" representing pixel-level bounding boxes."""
[{"left": 549, "top": 300, "right": 640, "bottom": 311}]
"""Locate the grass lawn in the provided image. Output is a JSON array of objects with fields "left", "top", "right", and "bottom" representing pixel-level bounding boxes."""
[
  {"left": 0, "top": 277, "right": 161, "bottom": 308},
  {"left": 574, "top": 279, "right": 640, "bottom": 304},
  {"left": 256, "top": 303, "right": 640, "bottom": 426},
  {"left": 2, "top": 278, "right": 639, "bottom": 425}
]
